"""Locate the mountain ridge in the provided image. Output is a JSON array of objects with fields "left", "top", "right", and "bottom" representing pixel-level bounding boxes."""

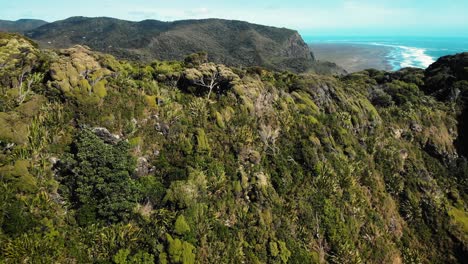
[
  {"left": 0, "top": 19, "right": 48, "bottom": 33},
  {"left": 17, "top": 16, "right": 344, "bottom": 74}
]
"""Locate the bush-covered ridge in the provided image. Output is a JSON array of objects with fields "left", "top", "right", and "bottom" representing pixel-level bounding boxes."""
[
  {"left": 0, "top": 19, "right": 48, "bottom": 34},
  {"left": 19, "top": 16, "right": 345, "bottom": 74},
  {"left": 0, "top": 34, "right": 467, "bottom": 263}
]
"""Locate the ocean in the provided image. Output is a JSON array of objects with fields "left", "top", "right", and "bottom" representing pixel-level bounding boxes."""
[{"left": 304, "top": 36, "right": 468, "bottom": 70}]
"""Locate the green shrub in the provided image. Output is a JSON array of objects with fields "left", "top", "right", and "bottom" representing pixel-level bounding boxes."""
[
  {"left": 57, "top": 128, "right": 140, "bottom": 224},
  {"left": 174, "top": 215, "right": 191, "bottom": 235}
]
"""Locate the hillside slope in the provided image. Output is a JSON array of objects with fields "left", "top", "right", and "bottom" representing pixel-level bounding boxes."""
[
  {"left": 25, "top": 16, "right": 343, "bottom": 74},
  {"left": 0, "top": 19, "right": 48, "bottom": 33},
  {"left": 0, "top": 33, "right": 467, "bottom": 263}
]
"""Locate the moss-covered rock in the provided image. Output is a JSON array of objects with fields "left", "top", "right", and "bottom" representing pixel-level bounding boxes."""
[
  {"left": 0, "top": 160, "right": 36, "bottom": 193},
  {"left": 48, "top": 45, "right": 116, "bottom": 100}
]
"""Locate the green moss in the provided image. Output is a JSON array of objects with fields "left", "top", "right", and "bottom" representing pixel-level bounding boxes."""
[
  {"left": 222, "top": 106, "right": 235, "bottom": 122},
  {"left": 155, "top": 61, "right": 184, "bottom": 75},
  {"left": 269, "top": 241, "right": 279, "bottom": 257},
  {"left": 233, "top": 180, "right": 242, "bottom": 194},
  {"left": 292, "top": 91, "right": 319, "bottom": 113},
  {"left": 166, "top": 234, "right": 196, "bottom": 264},
  {"left": 306, "top": 115, "right": 319, "bottom": 126},
  {"left": 181, "top": 242, "right": 196, "bottom": 264},
  {"left": 448, "top": 206, "right": 468, "bottom": 233},
  {"left": 128, "top": 137, "right": 142, "bottom": 147},
  {"left": 159, "top": 252, "right": 168, "bottom": 264},
  {"left": 215, "top": 111, "right": 225, "bottom": 128},
  {"left": 174, "top": 215, "right": 191, "bottom": 235},
  {"left": 311, "top": 251, "right": 321, "bottom": 263},
  {"left": 78, "top": 79, "right": 91, "bottom": 92},
  {"left": 278, "top": 241, "right": 291, "bottom": 263},
  {"left": 144, "top": 95, "right": 157, "bottom": 108},
  {"left": 113, "top": 249, "right": 130, "bottom": 264},
  {"left": 93, "top": 80, "right": 107, "bottom": 98},
  {"left": 0, "top": 112, "right": 29, "bottom": 144},
  {"left": 0, "top": 160, "right": 37, "bottom": 193},
  {"left": 16, "top": 95, "right": 46, "bottom": 118},
  {"left": 195, "top": 128, "right": 210, "bottom": 154}
]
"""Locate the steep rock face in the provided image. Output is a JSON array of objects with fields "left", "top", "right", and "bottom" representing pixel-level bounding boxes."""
[
  {"left": 277, "top": 31, "right": 313, "bottom": 59},
  {"left": 424, "top": 52, "right": 468, "bottom": 101},
  {"left": 25, "top": 17, "right": 337, "bottom": 73},
  {"left": 423, "top": 53, "right": 468, "bottom": 157}
]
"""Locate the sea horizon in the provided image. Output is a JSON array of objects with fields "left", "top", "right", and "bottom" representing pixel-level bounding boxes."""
[{"left": 304, "top": 35, "right": 468, "bottom": 71}]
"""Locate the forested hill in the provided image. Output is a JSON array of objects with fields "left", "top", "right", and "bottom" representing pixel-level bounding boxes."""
[
  {"left": 0, "top": 33, "right": 467, "bottom": 263},
  {"left": 21, "top": 16, "right": 344, "bottom": 74},
  {"left": 0, "top": 19, "right": 48, "bottom": 33}
]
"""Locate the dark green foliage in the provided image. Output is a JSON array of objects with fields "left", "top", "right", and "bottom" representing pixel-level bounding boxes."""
[
  {"left": 1, "top": 200, "right": 36, "bottom": 236},
  {"left": 58, "top": 128, "right": 140, "bottom": 224},
  {"left": 138, "top": 175, "right": 166, "bottom": 205},
  {"left": 184, "top": 52, "right": 208, "bottom": 68},
  {"left": 370, "top": 89, "right": 394, "bottom": 107}
]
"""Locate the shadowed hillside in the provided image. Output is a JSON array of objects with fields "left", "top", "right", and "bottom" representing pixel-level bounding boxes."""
[
  {"left": 0, "top": 19, "right": 48, "bottom": 33},
  {"left": 24, "top": 16, "right": 344, "bottom": 74}
]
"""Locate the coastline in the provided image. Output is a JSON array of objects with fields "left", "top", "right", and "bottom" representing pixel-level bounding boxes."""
[
  {"left": 306, "top": 36, "right": 468, "bottom": 73},
  {"left": 308, "top": 43, "right": 394, "bottom": 73}
]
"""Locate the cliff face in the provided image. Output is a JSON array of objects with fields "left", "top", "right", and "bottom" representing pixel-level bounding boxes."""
[
  {"left": 24, "top": 17, "right": 339, "bottom": 73},
  {"left": 281, "top": 31, "right": 313, "bottom": 59},
  {"left": 424, "top": 52, "right": 468, "bottom": 100},
  {"left": 422, "top": 52, "right": 468, "bottom": 157}
]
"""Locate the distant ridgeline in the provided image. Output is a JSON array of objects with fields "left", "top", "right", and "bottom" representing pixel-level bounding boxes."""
[
  {"left": 1, "top": 33, "right": 468, "bottom": 263},
  {"left": 1, "top": 16, "right": 344, "bottom": 74},
  {"left": 0, "top": 19, "right": 48, "bottom": 33}
]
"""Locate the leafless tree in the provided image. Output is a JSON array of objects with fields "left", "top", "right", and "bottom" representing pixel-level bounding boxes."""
[
  {"left": 17, "top": 72, "right": 43, "bottom": 104},
  {"left": 259, "top": 124, "right": 280, "bottom": 155},
  {"left": 192, "top": 70, "right": 220, "bottom": 100},
  {"left": 183, "top": 63, "right": 239, "bottom": 100}
]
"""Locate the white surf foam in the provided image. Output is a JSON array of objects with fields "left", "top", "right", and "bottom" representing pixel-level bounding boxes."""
[
  {"left": 397, "top": 46, "right": 434, "bottom": 68},
  {"left": 367, "top": 42, "right": 435, "bottom": 70}
]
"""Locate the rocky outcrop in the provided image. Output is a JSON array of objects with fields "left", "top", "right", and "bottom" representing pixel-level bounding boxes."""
[
  {"left": 423, "top": 53, "right": 468, "bottom": 158},
  {"left": 47, "top": 45, "right": 121, "bottom": 100},
  {"left": 424, "top": 52, "right": 468, "bottom": 101},
  {"left": 91, "top": 127, "right": 120, "bottom": 144}
]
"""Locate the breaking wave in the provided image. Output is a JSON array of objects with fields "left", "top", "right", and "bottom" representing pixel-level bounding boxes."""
[{"left": 369, "top": 42, "right": 435, "bottom": 70}]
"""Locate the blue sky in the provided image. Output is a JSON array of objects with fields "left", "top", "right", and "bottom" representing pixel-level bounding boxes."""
[{"left": 1, "top": 0, "right": 468, "bottom": 36}]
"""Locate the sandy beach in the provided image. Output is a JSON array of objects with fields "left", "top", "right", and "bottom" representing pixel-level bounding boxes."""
[{"left": 309, "top": 43, "right": 394, "bottom": 73}]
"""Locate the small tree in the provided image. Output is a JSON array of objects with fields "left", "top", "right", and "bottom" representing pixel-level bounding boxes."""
[
  {"left": 17, "top": 72, "right": 43, "bottom": 104},
  {"left": 181, "top": 63, "right": 239, "bottom": 100}
]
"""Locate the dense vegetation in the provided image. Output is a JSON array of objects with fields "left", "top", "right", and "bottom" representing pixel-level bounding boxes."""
[
  {"left": 0, "top": 33, "right": 467, "bottom": 263},
  {"left": 12, "top": 16, "right": 344, "bottom": 74}
]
